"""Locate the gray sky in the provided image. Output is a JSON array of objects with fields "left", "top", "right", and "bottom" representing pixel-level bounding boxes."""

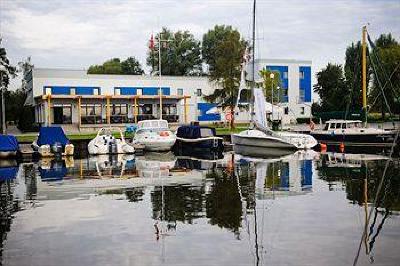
[{"left": 1, "top": 0, "right": 399, "bottom": 90}]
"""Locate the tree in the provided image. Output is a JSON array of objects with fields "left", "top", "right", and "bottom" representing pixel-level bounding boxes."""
[
  {"left": 0, "top": 39, "right": 17, "bottom": 133},
  {"left": 146, "top": 27, "right": 202, "bottom": 76},
  {"left": 121, "top": 57, "right": 144, "bottom": 75},
  {"left": 369, "top": 34, "right": 400, "bottom": 117},
  {"left": 87, "top": 57, "right": 144, "bottom": 75},
  {"left": 258, "top": 69, "right": 281, "bottom": 103},
  {"left": 313, "top": 63, "right": 348, "bottom": 112},
  {"left": 344, "top": 41, "right": 370, "bottom": 111},
  {"left": 202, "top": 25, "right": 247, "bottom": 129}
]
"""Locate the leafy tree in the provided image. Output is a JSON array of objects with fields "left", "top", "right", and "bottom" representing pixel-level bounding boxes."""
[
  {"left": 258, "top": 69, "right": 281, "bottom": 103},
  {"left": 0, "top": 39, "right": 17, "bottom": 133},
  {"left": 313, "top": 63, "right": 348, "bottom": 112},
  {"left": 344, "top": 41, "right": 370, "bottom": 111},
  {"left": 369, "top": 34, "right": 400, "bottom": 117},
  {"left": 121, "top": 57, "right": 144, "bottom": 75},
  {"left": 146, "top": 27, "right": 202, "bottom": 76},
  {"left": 202, "top": 25, "right": 247, "bottom": 128},
  {"left": 87, "top": 57, "right": 144, "bottom": 75}
]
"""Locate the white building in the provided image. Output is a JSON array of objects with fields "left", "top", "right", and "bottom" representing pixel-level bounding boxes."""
[{"left": 25, "top": 59, "right": 312, "bottom": 132}]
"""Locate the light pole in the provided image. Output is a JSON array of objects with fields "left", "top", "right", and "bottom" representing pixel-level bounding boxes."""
[
  {"left": 0, "top": 65, "right": 7, "bottom": 135},
  {"left": 157, "top": 33, "right": 173, "bottom": 120},
  {"left": 270, "top": 73, "right": 274, "bottom": 121}
]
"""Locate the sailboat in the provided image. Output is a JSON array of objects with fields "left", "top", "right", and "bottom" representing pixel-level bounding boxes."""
[
  {"left": 232, "top": 0, "right": 317, "bottom": 155},
  {"left": 310, "top": 26, "right": 397, "bottom": 148}
]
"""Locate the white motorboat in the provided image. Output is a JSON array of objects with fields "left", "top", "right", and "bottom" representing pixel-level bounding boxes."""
[
  {"left": 88, "top": 128, "right": 135, "bottom": 155},
  {"left": 133, "top": 120, "right": 176, "bottom": 151}
]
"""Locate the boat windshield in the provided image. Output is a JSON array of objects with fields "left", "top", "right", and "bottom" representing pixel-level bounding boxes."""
[
  {"left": 138, "top": 120, "right": 168, "bottom": 130},
  {"left": 200, "top": 128, "right": 214, "bottom": 137}
]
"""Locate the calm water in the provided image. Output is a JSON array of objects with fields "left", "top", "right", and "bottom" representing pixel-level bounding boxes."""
[{"left": 0, "top": 151, "right": 399, "bottom": 266}]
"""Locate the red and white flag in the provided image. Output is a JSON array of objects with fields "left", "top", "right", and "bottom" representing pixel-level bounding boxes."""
[{"left": 149, "top": 34, "right": 154, "bottom": 50}]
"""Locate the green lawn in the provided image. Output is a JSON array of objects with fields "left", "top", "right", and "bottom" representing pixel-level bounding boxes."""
[
  {"left": 16, "top": 126, "right": 246, "bottom": 143},
  {"left": 16, "top": 132, "right": 134, "bottom": 143}
]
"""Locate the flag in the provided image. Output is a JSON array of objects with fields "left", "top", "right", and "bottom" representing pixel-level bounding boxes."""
[{"left": 149, "top": 34, "right": 154, "bottom": 50}]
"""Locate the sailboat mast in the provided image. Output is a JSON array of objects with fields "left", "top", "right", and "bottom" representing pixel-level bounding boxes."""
[
  {"left": 362, "top": 26, "right": 367, "bottom": 121},
  {"left": 250, "top": 0, "right": 256, "bottom": 124}
]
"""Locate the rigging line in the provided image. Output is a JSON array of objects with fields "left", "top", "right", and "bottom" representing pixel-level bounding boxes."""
[
  {"left": 368, "top": 53, "right": 394, "bottom": 119},
  {"left": 367, "top": 32, "right": 399, "bottom": 100},
  {"left": 368, "top": 61, "right": 400, "bottom": 109},
  {"left": 235, "top": 161, "right": 255, "bottom": 260},
  {"left": 352, "top": 129, "right": 400, "bottom": 266}
]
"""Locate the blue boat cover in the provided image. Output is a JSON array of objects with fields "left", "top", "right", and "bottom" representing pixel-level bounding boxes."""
[
  {"left": 0, "top": 135, "right": 19, "bottom": 152},
  {"left": 176, "top": 126, "right": 216, "bottom": 139},
  {"left": 0, "top": 167, "right": 18, "bottom": 182},
  {"left": 39, "top": 167, "right": 67, "bottom": 182},
  {"left": 37, "top": 127, "right": 69, "bottom": 146}
]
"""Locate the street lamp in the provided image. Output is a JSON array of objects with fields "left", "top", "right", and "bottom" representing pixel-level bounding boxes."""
[{"left": 0, "top": 64, "right": 8, "bottom": 135}]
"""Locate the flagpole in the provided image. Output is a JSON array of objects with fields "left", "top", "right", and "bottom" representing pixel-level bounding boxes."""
[{"left": 159, "top": 33, "right": 163, "bottom": 120}]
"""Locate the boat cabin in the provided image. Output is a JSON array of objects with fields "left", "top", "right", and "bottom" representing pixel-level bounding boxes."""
[
  {"left": 323, "top": 120, "right": 363, "bottom": 130},
  {"left": 176, "top": 126, "right": 217, "bottom": 139}
]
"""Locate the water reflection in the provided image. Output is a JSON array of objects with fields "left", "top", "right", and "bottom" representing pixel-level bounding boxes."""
[{"left": 0, "top": 150, "right": 399, "bottom": 265}]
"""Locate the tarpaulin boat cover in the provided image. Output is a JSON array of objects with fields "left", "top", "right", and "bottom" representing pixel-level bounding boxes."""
[
  {"left": 37, "top": 127, "right": 69, "bottom": 146},
  {"left": 0, "top": 167, "right": 18, "bottom": 182},
  {"left": 176, "top": 126, "right": 216, "bottom": 139},
  {"left": 39, "top": 167, "right": 67, "bottom": 182},
  {"left": 0, "top": 135, "right": 19, "bottom": 152}
]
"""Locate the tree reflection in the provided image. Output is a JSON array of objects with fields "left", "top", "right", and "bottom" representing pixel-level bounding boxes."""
[
  {"left": 205, "top": 169, "right": 243, "bottom": 235},
  {"left": 151, "top": 185, "right": 205, "bottom": 224}
]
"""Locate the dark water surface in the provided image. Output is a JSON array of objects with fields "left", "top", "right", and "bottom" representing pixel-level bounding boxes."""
[{"left": 0, "top": 151, "right": 399, "bottom": 266}]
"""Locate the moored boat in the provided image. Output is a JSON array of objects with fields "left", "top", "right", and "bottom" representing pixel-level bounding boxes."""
[
  {"left": 310, "top": 120, "right": 396, "bottom": 147},
  {"left": 175, "top": 125, "right": 223, "bottom": 150},
  {"left": 32, "top": 127, "right": 74, "bottom": 157},
  {"left": 133, "top": 120, "right": 176, "bottom": 151},
  {"left": 0, "top": 134, "right": 19, "bottom": 159},
  {"left": 88, "top": 127, "right": 135, "bottom": 155}
]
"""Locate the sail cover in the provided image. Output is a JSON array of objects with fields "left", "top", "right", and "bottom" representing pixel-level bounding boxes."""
[
  {"left": 0, "top": 135, "right": 19, "bottom": 152},
  {"left": 37, "top": 127, "right": 69, "bottom": 146},
  {"left": 253, "top": 88, "right": 267, "bottom": 128}
]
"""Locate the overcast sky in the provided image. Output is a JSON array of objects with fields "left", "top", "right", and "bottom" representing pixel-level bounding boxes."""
[{"left": 1, "top": 0, "right": 399, "bottom": 90}]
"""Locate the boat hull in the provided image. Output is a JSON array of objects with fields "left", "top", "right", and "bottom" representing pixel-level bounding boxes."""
[
  {"left": 310, "top": 131, "right": 396, "bottom": 147},
  {"left": 140, "top": 139, "right": 176, "bottom": 151},
  {"left": 175, "top": 137, "right": 223, "bottom": 150},
  {"left": 232, "top": 134, "right": 297, "bottom": 149},
  {"left": 0, "top": 151, "right": 18, "bottom": 159}
]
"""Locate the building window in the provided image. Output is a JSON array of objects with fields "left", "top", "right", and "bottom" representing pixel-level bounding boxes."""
[
  {"left": 300, "top": 71, "right": 305, "bottom": 79},
  {"left": 70, "top": 88, "right": 76, "bottom": 95},
  {"left": 299, "top": 89, "right": 305, "bottom": 103},
  {"left": 284, "top": 107, "right": 289, "bottom": 115},
  {"left": 137, "top": 88, "right": 143, "bottom": 95},
  {"left": 300, "top": 107, "right": 305, "bottom": 115},
  {"left": 283, "top": 72, "right": 288, "bottom": 79},
  {"left": 178, "top": 88, "right": 184, "bottom": 96},
  {"left": 197, "top": 89, "right": 202, "bottom": 97},
  {"left": 81, "top": 104, "right": 103, "bottom": 124},
  {"left": 111, "top": 104, "right": 128, "bottom": 123},
  {"left": 53, "top": 104, "right": 72, "bottom": 124}
]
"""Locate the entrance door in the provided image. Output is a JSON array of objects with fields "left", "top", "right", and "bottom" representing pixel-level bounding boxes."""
[{"left": 53, "top": 107, "right": 63, "bottom": 124}]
